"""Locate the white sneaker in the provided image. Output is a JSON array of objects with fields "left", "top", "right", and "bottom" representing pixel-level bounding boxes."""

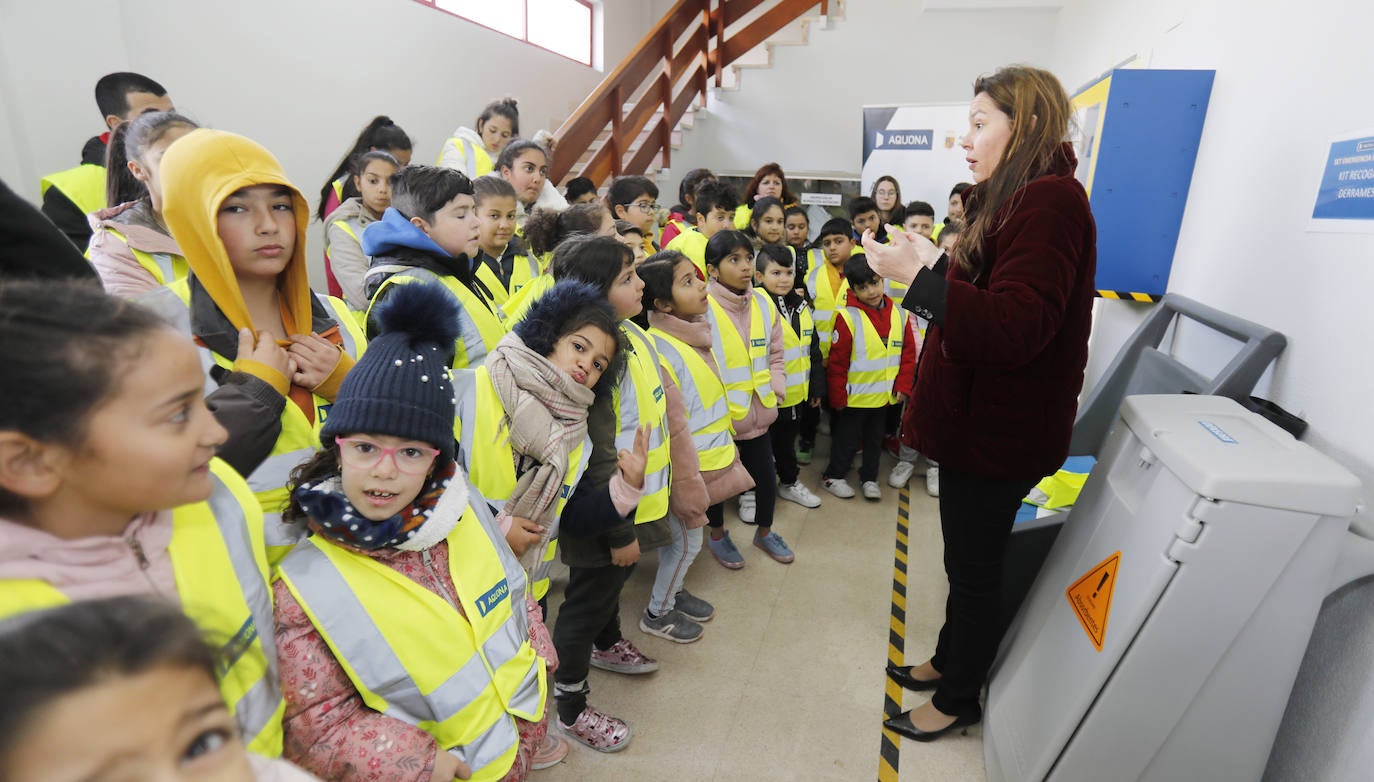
[
  {"left": 823, "top": 478, "right": 855, "bottom": 499},
  {"left": 738, "top": 491, "right": 756, "bottom": 524},
  {"left": 862, "top": 481, "right": 882, "bottom": 501},
  {"left": 778, "top": 482, "right": 822, "bottom": 508},
  {"left": 925, "top": 466, "right": 940, "bottom": 497},
  {"left": 888, "top": 460, "right": 915, "bottom": 488}
]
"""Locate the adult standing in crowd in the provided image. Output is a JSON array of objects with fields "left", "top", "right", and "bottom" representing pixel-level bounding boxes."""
[{"left": 862, "top": 65, "right": 1097, "bottom": 742}]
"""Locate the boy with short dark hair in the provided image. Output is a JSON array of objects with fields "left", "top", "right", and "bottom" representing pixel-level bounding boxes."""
[
  {"left": 665, "top": 179, "right": 738, "bottom": 275},
  {"left": 902, "top": 200, "right": 936, "bottom": 239},
  {"left": 360, "top": 165, "right": 506, "bottom": 368},
  {"left": 606, "top": 175, "right": 660, "bottom": 256},
  {"left": 805, "top": 217, "right": 860, "bottom": 360},
  {"left": 822, "top": 254, "right": 917, "bottom": 501},
  {"left": 848, "top": 196, "right": 882, "bottom": 243},
  {"left": 41, "top": 72, "right": 175, "bottom": 248},
  {"left": 755, "top": 244, "right": 824, "bottom": 508}
]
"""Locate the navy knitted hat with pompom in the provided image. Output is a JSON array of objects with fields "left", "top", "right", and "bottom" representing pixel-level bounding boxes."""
[{"left": 320, "top": 283, "right": 460, "bottom": 461}]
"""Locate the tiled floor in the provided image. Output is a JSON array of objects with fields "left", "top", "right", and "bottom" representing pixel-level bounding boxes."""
[{"left": 539, "top": 442, "right": 987, "bottom": 781}]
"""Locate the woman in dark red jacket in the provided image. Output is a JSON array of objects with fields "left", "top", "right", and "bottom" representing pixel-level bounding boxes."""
[{"left": 862, "top": 65, "right": 1097, "bottom": 742}]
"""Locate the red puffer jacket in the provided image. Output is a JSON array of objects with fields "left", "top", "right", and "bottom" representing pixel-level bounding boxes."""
[{"left": 906, "top": 144, "right": 1096, "bottom": 481}]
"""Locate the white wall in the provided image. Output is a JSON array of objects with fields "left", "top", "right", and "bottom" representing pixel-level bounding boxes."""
[
  {"left": 1049, "top": 0, "right": 1374, "bottom": 522},
  {"left": 660, "top": 3, "right": 1061, "bottom": 179},
  {"left": 0, "top": 0, "right": 648, "bottom": 276}
]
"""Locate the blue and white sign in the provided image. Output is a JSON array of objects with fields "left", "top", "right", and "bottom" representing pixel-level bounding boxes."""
[
  {"left": 1310, "top": 128, "right": 1374, "bottom": 233},
  {"left": 873, "top": 129, "right": 933, "bottom": 151}
]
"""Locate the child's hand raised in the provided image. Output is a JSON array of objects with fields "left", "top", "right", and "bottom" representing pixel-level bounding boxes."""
[
  {"left": 288, "top": 334, "right": 343, "bottom": 390},
  {"left": 236, "top": 327, "right": 296, "bottom": 383},
  {"left": 617, "top": 424, "right": 653, "bottom": 490},
  {"left": 505, "top": 517, "right": 544, "bottom": 557}
]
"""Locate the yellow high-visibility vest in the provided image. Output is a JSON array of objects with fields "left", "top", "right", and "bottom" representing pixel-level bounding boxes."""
[
  {"left": 102, "top": 225, "right": 189, "bottom": 289},
  {"left": 453, "top": 367, "right": 591, "bottom": 601},
  {"left": 705, "top": 289, "right": 778, "bottom": 423},
  {"left": 777, "top": 303, "right": 815, "bottom": 407},
  {"left": 0, "top": 460, "right": 285, "bottom": 757},
  {"left": 438, "top": 136, "right": 495, "bottom": 179},
  {"left": 278, "top": 492, "right": 544, "bottom": 782},
  {"left": 649, "top": 327, "right": 735, "bottom": 470},
  {"left": 474, "top": 252, "right": 540, "bottom": 307},
  {"left": 834, "top": 304, "right": 907, "bottom": 408},
  {"left": 805, "top": 261, "right": 850, "bottom": 361},
  {"left": 162, "top": 280, "right": 366, "bottom": 564},
  {"left": 39, "top": 163, "right": 106, "bottom": 217},
  {"left": 368, "top": 269, "right": 505, "bottom": 369},
  {"left": 616, "top": 321, "right": 671, "bottom": 521},
  {"left": 499, "top": 272, "right": 552, "bottom": 325}
]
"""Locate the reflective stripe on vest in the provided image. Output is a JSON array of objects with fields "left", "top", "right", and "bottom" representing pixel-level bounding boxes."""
[
  {"left": 369, "top": 269, "right": 505, "bottom": 368},
  {"left": 278, "top": 491, "right": 544, "bottom": 782},
  {"left": 805, "top": 260, "right": 849, "bottom": 361},
  {"left": 705, "top": 290, "right": 778, "bottom": 423},
  {"left": 39, "top": 163, "right": 106, "bottom": 216},
  {"left": 0, "top": 460, "right": 284, "bottom": 757},
  {"left": 167, "top": 281, "right": 365, "bottom": 563},
  {"left": 779, "top": 304, "right": 815, "bottom": 408},
  {"left": 650, "top": 329, "right": 734, "bottom": 470},
  {"left": 838, "top": 305, "right": 906, "bottom": 408},
  {"left": 452, "top": 367, "right": 591, "bottom": 601},
  {"left": 617, "top": 321, "right": 670, "bottom": 521}
]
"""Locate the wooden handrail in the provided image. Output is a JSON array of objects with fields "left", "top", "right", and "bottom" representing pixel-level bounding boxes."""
[{"left": 550, "top": 0, "right": 827, "bottom": 186}]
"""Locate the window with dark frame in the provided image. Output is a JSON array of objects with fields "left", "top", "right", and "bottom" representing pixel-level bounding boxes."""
[{"left": 414, "top": 0, "right": 595, "bottom": 67}]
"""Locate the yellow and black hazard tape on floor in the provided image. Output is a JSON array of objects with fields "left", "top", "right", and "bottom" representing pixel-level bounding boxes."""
[
  {"left": 879, "top": 486, "right": 911, "bottom": 782},
  {"left": 1096, "top": 289, "right": 1163, "bottom": 302}
]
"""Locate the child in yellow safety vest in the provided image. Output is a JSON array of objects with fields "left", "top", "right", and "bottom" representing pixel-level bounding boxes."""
[
  {"left": 275, "top": 282, "right": 553, "bottom": 782},
  {"left": 501, "top": 202, "right": 614, "bottom": 324},
  {"left": 361, "top": 165, "right": 505, "bottom": 369},
  {"left": 639, "top": 252, "right": 752, "bottom": 641},
  {"left": 702, "top": 230, "right": 796, "bottom": 568},
  {"left": 0, "top": 281, "right": 286, "bottom": 760},
  {"left": 546, "top": 236, "right": 694, "bottom": 753},
  {"left": 664, "top": 179, "right": 738, "bottom": 277},
  {"left": 754, "top": 245, "right": 826, "bottom": 509},
  {"left": 141, "top": 128, "right": 366, "bottom": 565},
  {"left": 322, "top": 150, "right": 399, "bottom": 311},
  {"left": 88, "top": 111, "right": 199, "bottom": 297},
  {"left": 471, "top": 177, "right": 541, "bottom": 308},
  {"left": 660, "top": 167, "right": 715, "bottom": 247},
  {"left": 822, "top": 255, "right": 919, "bottom": 502},
  {"left": 0, "top": 597, "right": 316, "bottom": 781}
]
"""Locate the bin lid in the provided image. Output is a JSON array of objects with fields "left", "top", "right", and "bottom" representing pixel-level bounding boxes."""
[{"left": 1120, "top": 395, "right": 1361, "bottom": 517}]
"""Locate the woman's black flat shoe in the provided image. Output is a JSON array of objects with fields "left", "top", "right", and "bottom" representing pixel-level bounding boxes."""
[
  {"left": 882, "top": 706, "right": 982, "bottom": 743},
  {"left": 886, "top": 661, "right": 940, "bottom": 692}
]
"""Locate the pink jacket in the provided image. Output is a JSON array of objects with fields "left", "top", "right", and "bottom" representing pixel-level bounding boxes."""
[
  {"left": 87, "top": 200, "right": 185, "bottom": 298},
  {"left": 0, "top": 512, "right": 178, "bottom": 602},
  {"left": 706, "top": 280, "right": 787, "bottom": 440},
  {"left": 649, "top": 310, "right": 755, "bottom": 516},
  {"left": 274, "top": 539, "right": 550, "bottom": 782}
]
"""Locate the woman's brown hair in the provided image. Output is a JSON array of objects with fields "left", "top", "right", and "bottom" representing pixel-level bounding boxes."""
[
  {"left": 954, "top": 65, "right": 1073, "bottom": 278},
  {"left": 743, "top": 162, "right": 798, "bottom": 205}
]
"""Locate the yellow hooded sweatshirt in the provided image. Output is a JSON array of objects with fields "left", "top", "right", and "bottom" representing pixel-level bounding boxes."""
[{"left": 161, "top": 129, "right": 355, "bottom": 408}]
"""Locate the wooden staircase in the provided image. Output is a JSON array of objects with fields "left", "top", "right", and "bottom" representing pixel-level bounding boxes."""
[{"left": 550, "top": 0, "right": 844, "bottom": 186}]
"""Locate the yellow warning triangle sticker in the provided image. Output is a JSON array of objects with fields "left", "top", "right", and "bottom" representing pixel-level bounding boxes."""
[{"left": 1065, "top": 551, "right": 1120, "bottom": 652}]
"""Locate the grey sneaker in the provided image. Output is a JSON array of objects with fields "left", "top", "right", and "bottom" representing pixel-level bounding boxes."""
[
  {"left": 674, "top": 589, "right": 715, "bottom": 622},
  {"left": 753, "top": 531, "right": 795, "bottom": 564},
  {"left": 639, "top": 608, "right": 703, "bottom": 643},
  {"left": 823, "top": 477, "right": 856, "bottom": 499},
  {"left": 862, "top": 481, "right": 882, "bottom": 501}
]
